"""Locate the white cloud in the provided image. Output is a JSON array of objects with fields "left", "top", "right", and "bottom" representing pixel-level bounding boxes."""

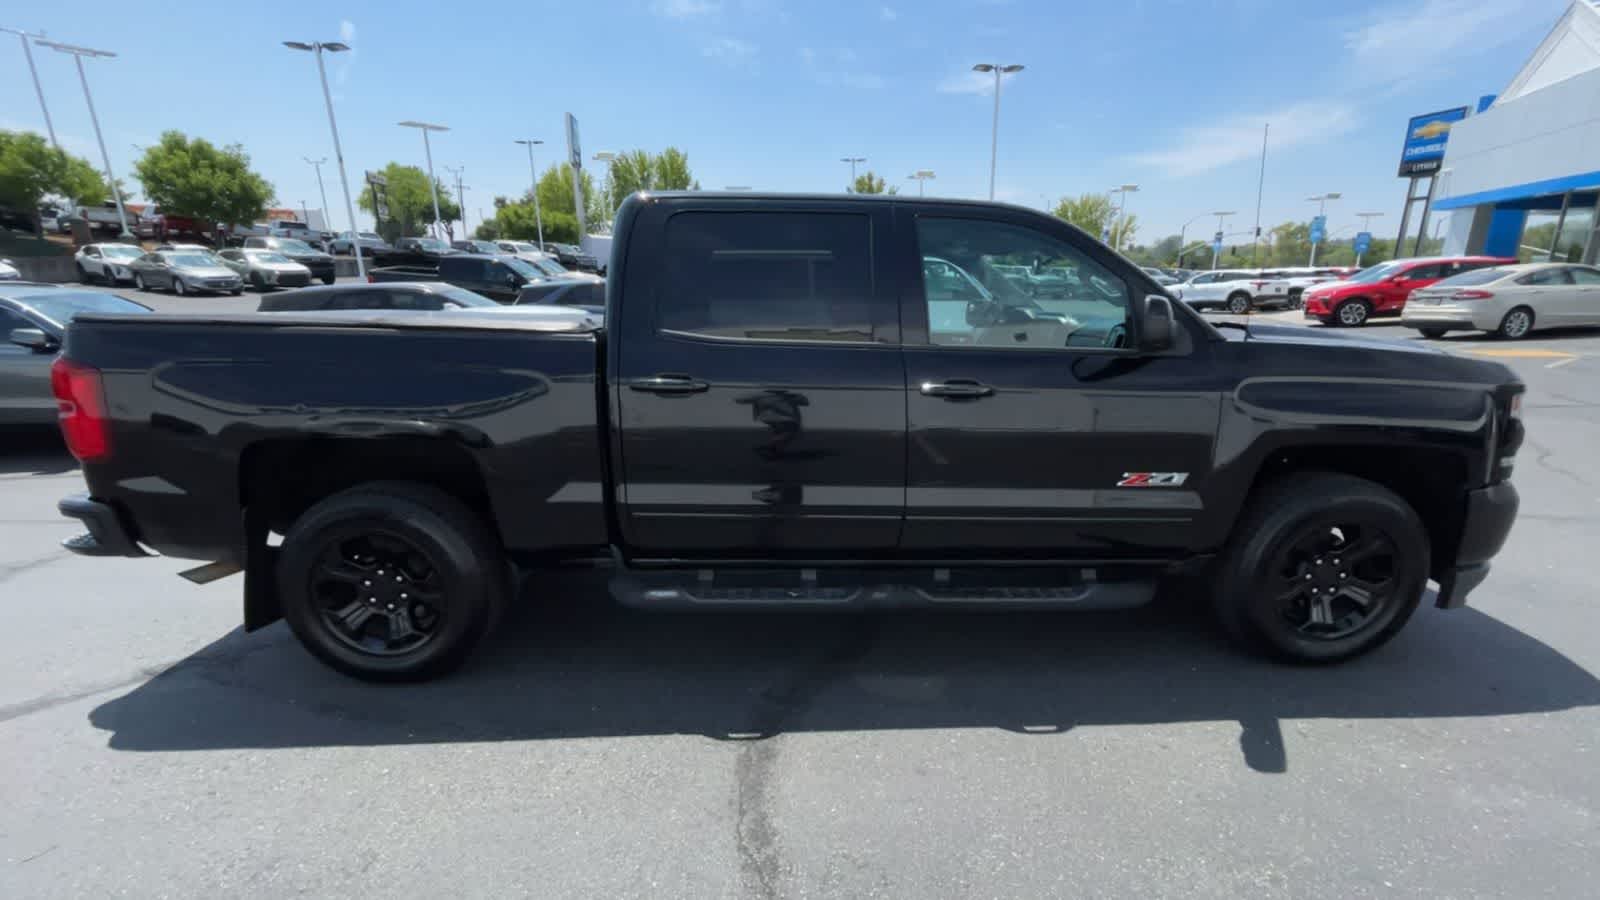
[
  {"left": 653, "top": 0, "right": 720, "bottom": 17},
  {"left": 702, "top": 37, "right": 757, "bottom": 64},
  {"left": 1127, "top": 102, "right": 1360, "bottom": 177},
  {"left": 937, "top": 68, "right": 1018, "bottom": 96},
  {"left": 1344, "top": 0, "right": 1528, "bottom": 83},
  {"left": 800, "top": 47, "right": 884, "bottom": 89},
  {"left": 338, "top": 19, "right": 356, "bottom": 42},
  {"left": 880, "top": 6, "right": 897, "bottom": 21}
]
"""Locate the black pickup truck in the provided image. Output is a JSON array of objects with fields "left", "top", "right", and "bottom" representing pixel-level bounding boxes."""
[
  {"left": 367, "top": 253, "right": 547, "bottom": 303},
  {"left": 51, "top": 192, "right": 1524, "bottom": 681}
]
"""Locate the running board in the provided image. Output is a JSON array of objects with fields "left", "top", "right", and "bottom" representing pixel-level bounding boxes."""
[{"left": 609, "top": 567, "right": 1156, "bottom": 611}]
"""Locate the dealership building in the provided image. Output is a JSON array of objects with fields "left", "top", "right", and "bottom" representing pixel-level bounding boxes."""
[{"left": 1437, "top": 0, "right": 1600, "bottom": 262}]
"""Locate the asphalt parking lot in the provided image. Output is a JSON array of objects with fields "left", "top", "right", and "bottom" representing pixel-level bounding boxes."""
[{"left": 3, "top": 294, "right": 1599, "bottom": 897}]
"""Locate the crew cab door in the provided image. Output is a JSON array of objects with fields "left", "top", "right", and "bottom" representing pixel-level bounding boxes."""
[
  {"left": 611, "top": 199, "right": 906, "bottom": 554},
  {"left": 896, "top": 205, "right": 1221, "bottom": 557}
]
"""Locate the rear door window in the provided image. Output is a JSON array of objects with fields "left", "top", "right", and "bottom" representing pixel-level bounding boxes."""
[
  {"left": 1568, "top": 266, "right": 1600, "bottom": 285},
  {"left": 658, "top": 211, "right": 883, "bottom": 342},
  {"left": 1516, "top": 268, "right": 1575, "bottom": 286}
]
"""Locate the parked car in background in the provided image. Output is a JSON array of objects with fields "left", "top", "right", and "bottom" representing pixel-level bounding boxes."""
[
  {"left": 543, "top": 241, "right": 600, "bottom": 273},
  {"left": 39, "top": 207, "right": 62, "bottom": 233},
  {"left": 1261, "top": 267, "right": 1347, "bottom": 308},
  {"left": 0, "top": 285, "right": 149, "bottom": 424},
  {"left": 388, "top": 237, "right": 458, "bottom": 266},
  {"left": 218, "top": 248, "right": 314, "bottom": 290},
  {"left": 514, "top": 277, "right": 606, "bottom": 312},
  {"left": 367, "top": 253, "right": 552, "bottom": 303},
  {"left": 74, "top": 243, "right": 146, "bottom": 284},
  {"left": 224, "top": 222, "right": 271, "bottom": 245},
  {"left": 495, "top": 241, "right": 604, "bottom": 283},
  {"left": 1401, "top": 262, "right": 1600, "bottom": 339},
  {"left": 1169, "top": 269, "right": 1292, "bottom": 313},
  {"left": 129, "top": 250, "right": 244, "bottom": 296},
  {"left": 329, "top": 231, "right": 392, "bottom": 256},
  {"left": 0, "top": 260, "right": 19, "bottom": 281},
  {"left": 241, "top": 237, "right": 337, "bottom": 284},
  {"left": 258, "top": 282, "right": 499, "bottom": 312},
  {"left": 1140, "top": 267, "right": 1179, "bottom": 286},
  {"left": 1302, "top": 255, "right": 1517, "bottom": 326},
  {"left": 155, "top": 243, "right": 215, "bottom": 253},
  {"left": 75, "top": 202, "right": 140, "bottom": 234},
  {"left": 267, "top": 221, "right": 315, "bottom": 241},
  {"left": 451, "top": 240, "right": 504, "bottom": 255}
]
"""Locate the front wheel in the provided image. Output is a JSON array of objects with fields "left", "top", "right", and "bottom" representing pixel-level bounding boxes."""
[
  {"left": 1213, "top": 472, "right": 1427, "bottom": 663},
  {"left": 1226, "top": 292, "right": 1251, "bottom": 315},
  {"left": 77, "top": 263, "right": 95, "bottom": 285},
  {"left": 1417, "top": 327, "right": 1448, "bottom": 339},
  {"left": 278, "top": 482, "right": 508, "bottom": 681},
  {"left": 134, "top": 273, "right": 147, "bottom": 292},
  {"left": 1498, "top": 307, "right": 1534, "bottom": 340},
  {"left": 322, "top": 274, "right": 337, "bottom": 286},
  {"left": 1335, "top": 299, "right": 1371, "bottom": 327}
]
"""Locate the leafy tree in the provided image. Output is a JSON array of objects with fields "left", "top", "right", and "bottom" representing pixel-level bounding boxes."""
[
  {"left": 473, "top": 220, "right": 500, "bottom": 241},
  {"left": 356, "top": 162, "right": 461, "bottom": 242},
  {"left": 133, "top": 131, "right": 272, "bottom": 243},
  {"left": 0, "top": 130, "right": 108, "bottom": 233},
  {"left": 601, "top": 147, "right": 696, "bottom": 214},
  {"left": 653, "top": 148, "right": 693, "bottom": 189},
  {"left": 848, "top": 171, "right": 897, "bottom": 195},
  {"left": 1052, "top": 192, "right": 1135, "bottom": 248},
  {"left": 488, "top": 163, "right": 599, "bottom": 245}
]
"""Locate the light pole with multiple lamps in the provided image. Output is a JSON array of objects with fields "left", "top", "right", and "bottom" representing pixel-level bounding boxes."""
[
  {"left": 840, "top": 156, "right": 865, "bottom": 188},
  {"left": 513, "top": 139, "right": 546, "bottom": 249},
  {"left": 1107, "top": 183, "right": 1138, "bottom": 251},
  {"left": 1211, "top": 210, "right": 1237, "bottom": 269},
  {"left": 972, "top": 63, "right": 1023, "bottom": 201},
  {"left": 907, "top": 170, "right": 935, "bottom": 197},
  {"left": 1306, "top": 191, "right": 1342, "bottom": 265},
  {"left": 398, "top": 120, "right": 449, "bottom": 240},
  {"left": 3, "top": 26, "right": 58, "bottom": 150},
  {"left": 1354, "top": 211, "right": 1384, "bottom": 266},
  {"left": 36, "top": 39, "right": 131, "bottom": 238},
  {"left": 445, "top": 165, "right": 468, "bottom": 239},
  {"left": 592, "top": 150, "right": 617, "bottom": 223},
  {"left": 303, "top": 156, "right": 330, "bottom": 233},
  {"left": 283, "top": 39, "right": 366, "bottom": 275}
]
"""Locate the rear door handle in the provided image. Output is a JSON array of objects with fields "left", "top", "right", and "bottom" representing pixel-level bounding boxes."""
[
  {"left": 920, "top": 379, "right": 994, "bottom": 399},
  {"left": 629, "top": 374, "right": 710, "bottom": 394}
]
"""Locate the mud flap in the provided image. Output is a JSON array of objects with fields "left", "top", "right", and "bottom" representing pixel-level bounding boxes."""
[{"left": 242, "top": 505, "right": 282, "bottom": 631}]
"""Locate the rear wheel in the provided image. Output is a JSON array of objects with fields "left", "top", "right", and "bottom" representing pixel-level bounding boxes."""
[
  {"left": 173, "top": 278, "right": 187, "bottom": 296},
  {"left": 278, "top": 482, "right": 507, "bottom": 681},
  {"left": 1226, "top": 292, "right": 1251, "bottom": 315},
  {"left": 1497, "top": 306, "right": 1534, "bottom": 340},
  {"left": 1417, "top": 327, "right": 1448, "bottom": 339},
  {"left": 1335, "top": 298, "right": 1371, "bottom": 327},
  {"left": 1214, "top": 472, "right": 1427, "bottom": 663},
  {"left": 250, "top": 271, "right": 266, "bottom": 292},
  {"left": 134, "top": 273, "right": 147, "bottom": 292},
  {"left": 1287, "top": 289, "right": 1304, "bottom": 310}
]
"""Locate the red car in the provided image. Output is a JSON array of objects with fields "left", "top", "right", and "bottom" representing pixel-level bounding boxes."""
[{"left": 1303, "top": 255, "right": 1517, "bottom": 326}]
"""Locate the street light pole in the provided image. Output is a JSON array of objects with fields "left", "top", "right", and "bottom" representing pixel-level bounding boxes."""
[
  {"left": 445, "top": 165, "right": 468, "bottom": 239},
  {"left": 1107, "top": 184, "right": 1138, "bottom": 251},
  {"left": 514, "top": 139, "right": 546, "bottom": 249},
  {"left": 37, "top": 40, "right": 130, "bottom": 239},
  {"left": 3, "top": 27, "right": 58, "bottom": 150},
  {"left": 1354, "top": 211, "right": 1384, "bottom": 266},
  {"left": 840, "top": 156, "right": 865, "bottom": 189},
  {"left": 304, "top": 157, "right": 330, "bottom": 232},
  {"left": 972, "top": 63, "right": 1024, "bottom": 201},
  {"left": 1176, "top": 213, "right": 1207, "bottom": 267},
  {"left": 1210, "top": 210, "right": 1237, "bottom": 270},
  {"left": 593, "top": 151, "right": 617, "bottom": 223},
  {"left": 1305, "top": 191, "right": 1342, "bottom": 266},
  {"left": 908, "top": 170, "right": 935, "bottom": 197},
  {"left": 398, "top": 120, "right": 449, "bottom": 240},
  {"left": 284, "top": 40, "right": 365, "bottom": 276}
]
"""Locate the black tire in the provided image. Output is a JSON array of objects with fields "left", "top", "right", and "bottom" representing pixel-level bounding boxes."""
[
  {"left": 1226, "top": 292, "right": 1251, "bottom": 315},
  {"left": 231, "top": 288, "right": 243, "bottom": 296},
  {"left": 1417, "top": 327, "right": 1448, "bottom": 339},
  {"left": 1334, "top": 298, "right": 1371, "bottom": 327},
  {"left": 1497, "top": 306, "right": 1534, "bottom": 340},
  {"left": 173, "top": 278, "right": 187, "bottom": 296},
  {"left": 278, "top": 482, "right": 508, "bottom": 681},
  {"left": 250, "top": 271, "right": 266, "bottom": 292},
  {"left": 1286, "top": 289, "right": 1304, "bottom": 310},
  {"left": 1213, "top": 472, "right": 1428, "bottom": 664},
  {"left": 134, "top": 273, "right": 147, "bottom": 292},
  {"left": 77, "top": 263, "right": 95, "bottom": 285},
  {"left": 322, "top": 274, "right": 337, "bottom": 286}
]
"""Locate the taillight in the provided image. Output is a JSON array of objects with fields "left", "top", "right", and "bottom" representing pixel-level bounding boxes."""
[
  {"left": 50, "top": 357, "right": 110, "bottom": 462},
  {"left": 1453, "top": 289, "right": 1494, "bottom": 300},
  {"left": 367, "top": 274, "right": 376, "bottom": 283}
]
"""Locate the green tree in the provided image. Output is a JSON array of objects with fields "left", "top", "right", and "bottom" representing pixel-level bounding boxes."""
[
  {"left": 1052, "top": 192, "right": 1136, "bottom": 248},
  {"left": 602, "top": 147, "right": 696, "bottom": 212},
  {"left": 653, "top": 147, "right": 693, "bottom": 189},
  {"left": 1268, "top": 221, "right": 1311, "bottom": 266},
  {"left": 133, "top": 131, "right": 272, "bottom": 243},
  {"left": 0, "top": 130, "right": 108, "bottom": 233},
  {"left": 356, "top": 162, "right": 461, "bottom": 242},
  {"left": 473, "top": 220, "right": 500, "bottom": 240},
  {"left": 490, "top": 163, "right": 599, "bottom": 245},
  {"left": 848, "top": 171, "right": 897, "bottom": 194}
]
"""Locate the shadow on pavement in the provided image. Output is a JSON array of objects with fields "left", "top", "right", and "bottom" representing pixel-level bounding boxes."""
[
  {"left": 88, "top": 575, "right": 1600, "bottom": 773},
  {"left": 0, "top": 427, "right": 74, "bottom": 476}
]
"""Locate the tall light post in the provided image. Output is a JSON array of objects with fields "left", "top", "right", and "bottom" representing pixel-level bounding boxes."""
[
  {"left": 3, "top": 27, "right": 57, "bottom": 150},
  {"left": 972, "top": 63, "right": 1024, "bottom": 201},
  {"left": 398, "top": 120, "right": 449, "bottom": 239},
  {"left": 303, "top": 157, "right": 330, "bottom": 231},
  {"left": 592, "top": 150, "right": 617, "bottom": 224},
  {"left": 1107, "top": 184, "right": 1138, "bottom": 251},
  {"left": 445, "top": 165, "right": 468, "bottom": 239},
  {"left": 284, "top": 40, "right": 365, "bottom": 276},
  {"left": 1305, "top": 191, "right": 1341, "bottom": 265},
  {"left": 840, "top": 156, "right": 866, "bottom": 188},
  {"left": 1211, "top": 210, "right": 1237, "bottom": 269},
  {"left": 1354, "top": 211, "right": 1384, "bottom": 266},
  {"left": 1176, "top": 213, "right": 1209, "bottom": 267},
  {"left": 36, "top": 39, "right": 130, "bottom": 238},
  {"left": 907, "top": 169, "right": 936, "bottom": 197},
  {"left": 514, "top": 139, "right": 546, "bottom": 250}
]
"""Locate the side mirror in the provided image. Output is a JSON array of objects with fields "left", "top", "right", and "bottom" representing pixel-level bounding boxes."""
[
  {"left": 1389, "top": 274, "right": 1407, "bottom": 283},
  {"left": 1142, "top": 295, "right": 1174, "bottom": 351},
  {"left": 9, "top": 328, "right": 57, "bottom": 353}
]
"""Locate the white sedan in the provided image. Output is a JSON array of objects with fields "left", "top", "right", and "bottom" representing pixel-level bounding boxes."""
[
  {"left": 1402, "top": 262, "right": 1600, "bottom": 339},
  {"left": 75, "top": 242, "right": 147, "bottom": 284}
]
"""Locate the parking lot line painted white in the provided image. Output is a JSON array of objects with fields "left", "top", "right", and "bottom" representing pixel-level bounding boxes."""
[{"left": 1547, "top": 356, "right": 1580, "bottom": 369}]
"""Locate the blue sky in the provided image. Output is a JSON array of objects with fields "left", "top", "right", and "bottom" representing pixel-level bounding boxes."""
[{"left": 1, "top": 0, "right": 1569, "bottom": 242}]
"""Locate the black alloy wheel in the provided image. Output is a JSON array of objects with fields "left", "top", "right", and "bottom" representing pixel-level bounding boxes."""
[
  {"left": 309, "top": 531, "right": 446, "bottom": 658},
  {"left": 1265, "top": 521, "right": 1397, "bottom": 642}
]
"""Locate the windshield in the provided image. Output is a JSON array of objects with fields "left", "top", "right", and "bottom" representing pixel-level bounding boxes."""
[
  {"left": 21, "top": 291, "right": 150, "bottom": 329},
  {"left": 1346, "top": 262, "right": 1403, "bottom": 284},
  {"left": 359, "top": 232, "right": 381, "bottom": 240},
  {"left": 101, "top": 245, "right": 143, "bottom": 260},
  {"left": 531, "top": 257, "right": 567, "bottom": 276},
  {"left": 413, "top": 239, "right": 448, "bottom": 252},
  {"left": 168, "top": 253, "right": 219, "bottom": 268},
  {"left": 502, "top": 258, "right": 543, "bottom": 280},
  {"left": 275, "top": 239, "right": 316, "bottom": 254},
  {"left": 436, "top": 286, "right": 498, "bottom": 307},
  {"left": 249, "top": 252, "right": 293, "bottom": 264},
  {"left": 1436, "top": 267, "right": 1510, "bottom": 287}
]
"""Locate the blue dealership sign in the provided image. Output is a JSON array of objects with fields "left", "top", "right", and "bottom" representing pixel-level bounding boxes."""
[
  {"left": 1398, "top": 106, "right": 1469, "bottom": 177},
  {"left": 1353, "top": 231, "right": 1372, "bottom": 254},
  {"left": 1309, "top": 215, "right": 1327, "bottom": 244}
]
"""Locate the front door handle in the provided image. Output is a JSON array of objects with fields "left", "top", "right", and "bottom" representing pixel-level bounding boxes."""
[
  {"left": 629, "top": 374, "right": 710, "bottom": 394},
  {"left": 920, "top": 379, "right": 994, "bottom": 399}
]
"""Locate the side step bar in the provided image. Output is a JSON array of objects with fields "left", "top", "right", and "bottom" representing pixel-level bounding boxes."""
[{"left": 609, "top": 567, "right": 1156, "bottom": 611}]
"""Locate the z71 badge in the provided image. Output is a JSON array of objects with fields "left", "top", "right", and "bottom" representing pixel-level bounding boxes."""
[{"left": 1117, "top": 472, "right": 1189, "bottom": 487}]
